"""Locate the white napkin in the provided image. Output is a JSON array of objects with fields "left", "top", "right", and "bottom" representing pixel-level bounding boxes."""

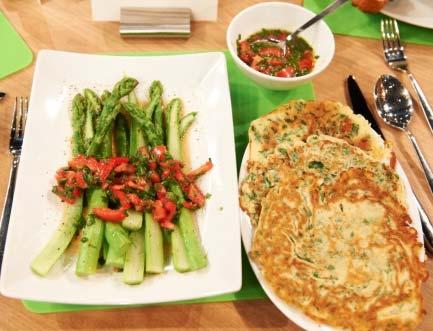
[{"left": 91, "top": 0, "right": 218, "bottom": 21}]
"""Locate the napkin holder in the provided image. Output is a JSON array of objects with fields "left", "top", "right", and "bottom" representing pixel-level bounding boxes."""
[{"left": 120, "top": 7, "right": 191, "bottom": 38}]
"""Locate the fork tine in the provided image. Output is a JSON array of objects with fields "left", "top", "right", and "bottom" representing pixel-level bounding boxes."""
[
  {"left": 392, "top": 19, "right": 403, "bottom": 51},
  {"left": 9, "top": 98, "right": 18, "bottom": 146},
  {"left": 385, "top": 19, "right": 395, "bottom": 51},
  {"left": 21, "top": 97, "right": 28, "bottom": 136},
  {"left": 16, "top": 97, "right": 23, "bottom": 138},
  {"left": 381, "top": 19, "right": 391, "bottom": 52}
]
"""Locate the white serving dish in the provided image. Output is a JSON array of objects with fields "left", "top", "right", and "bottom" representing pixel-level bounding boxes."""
[
  {"left": 0, "top": 50, "right": 241, "bottom": 305},
  {"left": 226, "top": 2, "right": 335, "bottom": 90}
]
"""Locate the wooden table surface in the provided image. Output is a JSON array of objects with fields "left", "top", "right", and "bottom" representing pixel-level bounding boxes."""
[{"left": 1, "top": 0, "right": 432, "bottom": 330}]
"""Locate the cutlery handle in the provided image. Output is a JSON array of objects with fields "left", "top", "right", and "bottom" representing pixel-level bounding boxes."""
[
  {"left": 289, "top": 0, "right": 349, "bottom": 39},
  {"left": 413, "top": 193, "right": 433, "bottom": 255},
  {"left": 407, "top": 131, "right": 433, "bottom": 195},
  {"left": 408, "top": 73, "right": 433, "bottom": 135},
  {"left": 0, "top": 155, "right": 20, "bottom": 273}
]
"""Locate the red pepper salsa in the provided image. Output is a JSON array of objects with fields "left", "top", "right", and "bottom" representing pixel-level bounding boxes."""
[{"left": 237, "top": 29, "right": 317, "bottom": 78}]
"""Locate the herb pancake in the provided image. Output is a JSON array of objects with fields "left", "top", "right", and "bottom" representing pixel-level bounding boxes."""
[
  {"left": 250, "top": 165, "right": 427, "bottom": 331},
  {"left": 248, "top": 100, "right": 390, "bottom": 164},
  {"left": 240, "top": 135, "right": 402, "bottom": 226}
]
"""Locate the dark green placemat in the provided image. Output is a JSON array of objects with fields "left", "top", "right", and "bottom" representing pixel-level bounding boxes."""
[
  {"left": 0, "top": 10, "right": 33, "bottom": 79},
  {"left": 304, "top": 0, "right": 433, "bottom": 46},
  {"left": 22, "top": 51, "right": 315, "bottom": 313}
]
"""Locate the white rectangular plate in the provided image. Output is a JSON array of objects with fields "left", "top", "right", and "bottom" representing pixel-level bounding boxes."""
[{"left": 0, "top": 50, "right": 241, "bottom": 305}]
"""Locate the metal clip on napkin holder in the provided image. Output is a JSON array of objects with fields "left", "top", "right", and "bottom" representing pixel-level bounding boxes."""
[{"left": 120, "top": 7, "right": 191, "bottom": 38}]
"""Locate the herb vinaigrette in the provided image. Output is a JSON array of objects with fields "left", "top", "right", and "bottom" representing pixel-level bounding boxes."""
[{"left": 237, "top": 29, "right": 317, "bottom": 78}]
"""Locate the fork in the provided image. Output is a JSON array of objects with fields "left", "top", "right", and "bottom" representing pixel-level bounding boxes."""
[
  {"left": 381, "top": 18, "right": 433, "bottom": 135},
  {"left": 0, "top": 97, "right": 28, "bottom": 273}
]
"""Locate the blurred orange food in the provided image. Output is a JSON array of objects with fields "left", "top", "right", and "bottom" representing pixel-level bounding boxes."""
[{"left": 352, "top": 0, "right": 388, "bottom": 13}]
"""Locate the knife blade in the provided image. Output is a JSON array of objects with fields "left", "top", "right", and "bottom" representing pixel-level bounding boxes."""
[
  {"left": 346, "top": 75, "right": 433, "bottom": 255},
  {"left": 347, "top": 75, "right": 384, "bottom": 138}
]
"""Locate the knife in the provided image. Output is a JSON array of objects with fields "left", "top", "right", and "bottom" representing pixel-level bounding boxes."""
[{"left": 347, "top": 75, "right": 433, "bottom": 255}]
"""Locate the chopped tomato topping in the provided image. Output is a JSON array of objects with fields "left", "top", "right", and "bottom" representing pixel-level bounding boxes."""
[
  {"left": 151, "top": 145, "right": 167, "bottom": 162},
  {"left": 238, "top": 41, "right": 254, "bottom": 64},
  {"left": 276, "top": 67, "right": 294, "bottom": 78},
  {"left": 93, "top": 207, "right": 126, "bottom": 222},
  {"left": 111, "top": 189, "right": 131, "bottom": 210},
  {"left": 269, "top": 58, "right": 283, "bottom": 66},
  {"left": 186, "top": 183, "right": 205, "bottom": 207},
  {"left": 163, "top": 199, "right": 177, "bottom": 223},
  {"left": 259, "top": 47, "right": 283, "bottom": 58},
  {"left": 75, "top": 171, "right": 88, "bottom": 189},
  {"left": 69, "top": 155, "right": 100, "bottom": 172},
  {"left": 183, "top": 201, "right": 198, "bottom": 210},
  {"left": 149, "top": 171, "right": 161, "bottom": 184},
  {"left": 251, "top": 55, "right": 263, "bottom": 71},
  {"left": 114, "top": 163, "right": 136, "bottom": 174},
  {"left": 188, "top": 160, "right": 213, "bottom": 179},
  {"left": 152, "top": 200, "right": 167, "bottom": 221},
  {"left": 99, "top": 157, "right": 129, "bottom": 184},
  {"left": 148, "top": 161, "right": 157, "bottom": 170},
  {"left": 299, "top": 58, "right": 313, "bottom": 71},
  {"left": 161, "top": 169, "right": 170, "bottom": 179}
]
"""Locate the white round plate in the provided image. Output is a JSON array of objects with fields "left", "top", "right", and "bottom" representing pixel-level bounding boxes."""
[
  {"left": 238, "top": 144, "right": 424, "bottom": 331},
  {"left": 381, "top": 0, "right": 433, "bottom": 29}
]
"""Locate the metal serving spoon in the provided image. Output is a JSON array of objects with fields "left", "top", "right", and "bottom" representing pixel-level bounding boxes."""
[
  {"left": 254, "top": 0, "right": 348, "bottom": 55},
  {"left": 374, "top": 74, "right": 433, "bottom": 195}
]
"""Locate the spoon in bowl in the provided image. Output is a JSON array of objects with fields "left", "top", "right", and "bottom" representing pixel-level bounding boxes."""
[
  {"left": 254, "top": 0, "right": 348, "bottom": 55},
  {"left": 374, "top": 74, "right": 433, "bottom": 195}
]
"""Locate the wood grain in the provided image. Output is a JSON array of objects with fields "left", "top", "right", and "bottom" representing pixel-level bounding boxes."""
[{"left": 0, "top": 0, "right": 432, "bottom": 330}]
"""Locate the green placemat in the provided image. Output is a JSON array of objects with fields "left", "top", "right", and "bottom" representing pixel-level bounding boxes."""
[
  {"left": 304, "top": 0, "right": 433, "bottom": 46},
  {"left": 22, "top": 51, "right": 315, "bottom": 313},
  {"left": 0, "top": 10, "right": 33, "bottom": 79}
]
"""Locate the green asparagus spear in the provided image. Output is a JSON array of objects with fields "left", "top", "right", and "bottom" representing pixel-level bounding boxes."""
[
  {"left": 171, "top": 225, "right": 190, "bottom": 272},
  {"left": 123, "top": 227, "right": 146, "bottom": 284},
  {"left": 179, "top": 112, "right": 197, "bottom": 138},
  {"left": 123, "top": 102, "right": 162, "bottom": 147},
  {"left": 111, "top": 77, "right": 139, "bottom": 100},
  {"left": 178, "top": 208, "right": 207, "bottom": 270},
  {"left": 166, "top": 98, "right": 207, "bottom": 272},
  {"left": 144, "top": 80, "right": 163, "bottom": 118},
  {"left": 84, "top": 88, "right": 102, "bottom": 115},
  {"left": 122, "top": 210, "right": 143, "bottom": 231},
  {"left": 71, "top": 94, "right": 86, "bottom": 156},
  {"left": 31, "top": 197, "right": 83, "bottom": 276},
  {"left": 31, "top": 93, "right": 87, "bottom": 276},
  {"left": 166, "top": 98, "right": 182, "bottom": 160},
  {"left": 105, "top": 222, "right": 130, "bottom": 269},
  {"left": 153, "top": 101, "right": 165, "bottom": 145},
  {"left": 145, "top": 213, "right": 164, "bottom": 273},
  {"left": 114, "top": 113, "right": 129, "bottom": 157},
  {"left": 100, "top": 124, "right": 113, "bottom": 158},
  {"left": 86, "top": 77, "right": 138, "bottom": 156},
  {"left": 75, "top": 189, "right": 107, "bottom": 276},
  {"left": 101, "top": 90, "right": 111, "bottom": 104},
  {"left": 128, "top": 91, "right": 146, "bottom": 155}
]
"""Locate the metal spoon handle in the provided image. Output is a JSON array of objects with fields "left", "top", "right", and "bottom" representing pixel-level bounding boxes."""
[
  {"left": 407, "top": 73, "right": 433, "bottom": 135},
  {"left": 288, "top": 0, "right": 349, "bottom": 40},
  {"left": 407, "top": 130, "right": 433, "bottom": 195}
]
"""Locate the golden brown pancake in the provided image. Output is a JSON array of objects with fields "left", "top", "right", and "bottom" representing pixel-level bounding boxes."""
[
  {"left": 248, "top": 100, "right": 391, "bottom": 165},
  {"left": 240, "top": 135, "right": 401, "bottom": 226},
  {"left": 251, "top": 166, "right": 427, "bottom": 331}
]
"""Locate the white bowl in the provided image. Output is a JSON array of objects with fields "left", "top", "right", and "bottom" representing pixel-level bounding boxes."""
[{"left": 226, "top": 2, "right": 335, "bottom": 90}]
